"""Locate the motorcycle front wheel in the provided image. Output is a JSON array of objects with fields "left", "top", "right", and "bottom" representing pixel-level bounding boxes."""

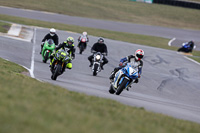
[
  {"left": 51, "top": 64, "right": 62, "bottom": 80},
  {"left": 93, "top": 64, "right": 98, "bottom": 76},
  {"left": 43, "top": 51, "right": 49, "bottom": 63},
  {"left": 116, "top": 78, "right": 129, "bottom": 95}
]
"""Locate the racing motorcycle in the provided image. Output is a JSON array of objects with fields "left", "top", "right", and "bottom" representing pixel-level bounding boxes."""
[
  {"left": 41, "top": 39, "right": 55, "bottom": 63},
  {"left": 109, "top": 62, "right": 139, "bottom": 95},
  {"left": 78, "top": 37, "right": 87, "bottom": 54},
  {"left": 51, "top": 49, "right": 72, "bottom": 80},
  {"left": 91, "top": 52, "right": 105, "bottom": 76}
]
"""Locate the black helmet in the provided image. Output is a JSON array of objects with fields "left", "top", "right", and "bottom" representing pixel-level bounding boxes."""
[{"left": 98, "top": 37, "right": 104, "bottom": 43}]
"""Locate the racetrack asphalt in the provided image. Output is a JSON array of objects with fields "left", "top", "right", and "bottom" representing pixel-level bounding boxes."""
[
  {"left": 0, "top": 6, "right": 200, "bottom": 123},
  {"left": 0, "top": 27, "right": 200, "bottom": 123}
]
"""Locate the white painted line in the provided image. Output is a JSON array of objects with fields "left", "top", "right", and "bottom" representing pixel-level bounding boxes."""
[
  {"left": 30, "top": 28, "right": 36, "bottom": 78},
  {"left": 184, "top": 56, "right": 200, "bottom": 66},
  {"left": 0, "top": 35, "right": 31, "bottom": 42},
  {"left": 168, "top": 38, "right": 176, "bottom": 46}
]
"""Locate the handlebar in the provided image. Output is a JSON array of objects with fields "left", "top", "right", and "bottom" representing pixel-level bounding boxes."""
[{"left": 91, "top": 51, "right": 107, "bottom": 56}]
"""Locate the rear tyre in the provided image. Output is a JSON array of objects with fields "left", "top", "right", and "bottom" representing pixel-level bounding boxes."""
[
  {"left": 116, "top": 78, "right": 129, "bottom": 95},
  {"left": 109, "top": 85, "right": 115, "bottom": 94},
  {"left": 93, "top": 64, "right": 98, "bottom": 76}
]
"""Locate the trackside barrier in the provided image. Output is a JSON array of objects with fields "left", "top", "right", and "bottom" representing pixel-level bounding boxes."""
[{"left": 153, "top": 0, "right": 200, "bottom": 10}]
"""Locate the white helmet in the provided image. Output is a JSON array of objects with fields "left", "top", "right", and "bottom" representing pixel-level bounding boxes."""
[
  {"left": 50, "top": 28, "right": 56, "bottom": 36},
  {"left": 135, "top": 49, "right": 144, "bottom": 61},
  {"left": 82, "top": 32, "right": 87, "bottom": 36}
]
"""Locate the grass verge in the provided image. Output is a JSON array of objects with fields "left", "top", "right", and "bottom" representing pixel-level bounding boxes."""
[
  {"left": 0, "top": 0, "right": 200, "bottom": 30},
  {"left": 0, "top": 57, "right": 200, "bottom": 133},
  {"left": 189, "top": 56, "right": 200, "bottom": 63},
  {"left": 0, "top": 21, "right": 11, "bottom": 33}
]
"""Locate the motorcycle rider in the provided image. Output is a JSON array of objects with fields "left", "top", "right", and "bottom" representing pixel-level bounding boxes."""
[
  {"left": 88, "top": 37, "right": 108, "bottom": 70},
  {"left": 109, "top": 49, "right": 144, "bottom": 83},
  {"left": 77, "top": 31, "right": 89, "bottom": 49},
  {"left": 177, "top": 40, "right": 195, "bottom": 53},
  {"left": 40, "top": 28, "right": 59, "bottom": 54},
  {"left": 50, "top": 36, "right": 75, "bottom": 72}
]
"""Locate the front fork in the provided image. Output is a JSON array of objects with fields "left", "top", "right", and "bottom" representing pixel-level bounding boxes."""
[
  {"left": 113, "top": 70, "right": 133, "bottom": 90},
  {"left": 113, "top": 70, "right": 123, "bottom": 88}
]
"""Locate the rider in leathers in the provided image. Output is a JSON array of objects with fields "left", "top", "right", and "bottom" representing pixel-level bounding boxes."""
[
  {"left": 40, "top": 28, "right": 59, "bottom": 54},
  {"left": 88, "top": 37, "right": 108, "bottom": 70},
  {"left": 77, "top": 32, "right": 89, "bottom": 49},
  {"left": 109, "top": 49, "right": 144, "bottom": 84},
  {"left": 50, "top": 37, "right": 75, "bottom": 72}
]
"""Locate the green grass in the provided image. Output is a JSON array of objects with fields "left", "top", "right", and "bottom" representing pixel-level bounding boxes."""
[
  {"left": 0, "top": 21, "right": 11, "bottom": 33},
  {"left": 0, "top": 0, "right": 200, "bottom": 30},
  {"left": 0, "top": 57, "right": 200, "bottom": 133},
  {"left": 189, "top": 56, "right": 200, "bottom": 62}
]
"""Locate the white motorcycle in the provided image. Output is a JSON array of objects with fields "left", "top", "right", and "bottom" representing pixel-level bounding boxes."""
[
  {"left": 109, "top": 62, "right": 139, "bottom": 95},
  {"left": 91, "top": 52, "right": 105, "bottom": 76}
]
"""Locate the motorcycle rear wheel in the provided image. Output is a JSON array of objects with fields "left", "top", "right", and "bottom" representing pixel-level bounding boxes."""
[{"left": 109, "top": 84, "right": 115, "bottom": 94}]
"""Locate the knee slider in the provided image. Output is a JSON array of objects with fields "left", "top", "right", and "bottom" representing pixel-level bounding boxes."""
[{"left": 66, "top": 63, "right": 72, "bottom": 69}]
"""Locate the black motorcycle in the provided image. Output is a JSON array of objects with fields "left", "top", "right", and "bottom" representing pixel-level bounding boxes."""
[{"left": 51, "top": 49, "right": 71, "bottom": 80}]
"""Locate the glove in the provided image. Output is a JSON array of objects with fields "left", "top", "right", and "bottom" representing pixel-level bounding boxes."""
[{"left": 119, "top": 62, "right": 123, "bottom": 67}]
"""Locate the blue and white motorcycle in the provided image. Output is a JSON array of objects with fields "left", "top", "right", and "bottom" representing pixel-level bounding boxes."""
[{"left": 109, "top": 62, "right": 139, "bottom": 95}]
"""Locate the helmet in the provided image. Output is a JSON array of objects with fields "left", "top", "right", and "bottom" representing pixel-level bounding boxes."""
[
  {"left": 98, "top": 37, "right": 104, "bottom": 43},
  {"left": 47, "top": 39, "right": 54, "bottom": 45},
  {"left": 50, "top": 28, "right": 56, "bottom": 36},
  {"left": 66, "top": 37, "right": 74, "bottom": 46},
  {"left": 189, "top": 40, "right": 194, "bottom": 44},
  {"left": 135, "top": 49, "right": 144, "bottom": 61},
  {"left": 83, "top": 32, "right": 87, "bottom": 36}
]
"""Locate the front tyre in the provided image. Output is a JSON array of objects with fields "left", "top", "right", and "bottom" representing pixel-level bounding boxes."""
[
  {"left": 116, "top": 78, "right": 129, "bottom": 95},
  {"left": 93, "top": 64, "right": 98, "bottom": 76},
  {"left": 52, "top": 64, "right": 62, "bottom": 80},
  {"left": 79, "top": 44, "right": 84, "bottom": 54},
  {"left": 43, "top": 51, "right": 49, "bottom": 63}
]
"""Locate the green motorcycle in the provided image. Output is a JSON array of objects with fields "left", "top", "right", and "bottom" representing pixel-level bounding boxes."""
[
  {"left": 42, "top": 39, "right": 55, "bottom": 63},
  {"left": 51, "top": 49, "right": 72, "bottom": 80}
]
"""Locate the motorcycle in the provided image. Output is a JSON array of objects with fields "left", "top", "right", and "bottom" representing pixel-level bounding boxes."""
[
  {"left": 51, "top": 49, "right": 72, "bottom": 80},
  {"left": 177, "top": 42, "right": 195, "bottom": 53},
  {"left": 109, "top": 62, "right": 139, "bottom": 95},
  {"left": 78, "top": 37, "right": 87, "bottom": 54},
  {"left": 91, "top": 52, "right": 105, "bottom": 76},
  {"left": 41, "top": 39, "right": 55, "bottom": 63}
]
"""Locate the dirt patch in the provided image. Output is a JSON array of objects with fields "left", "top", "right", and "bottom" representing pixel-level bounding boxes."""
[
  {"left": 21, "top": 71, "right": 30, "bottom": 77},
  {"left": 2, "top": 25, "right": 10, "bottom": 32}
]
